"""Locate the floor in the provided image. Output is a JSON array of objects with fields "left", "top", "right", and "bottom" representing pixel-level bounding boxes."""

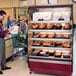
[
  {"left": 0, "top": 56, "right": 55, "bottom": 76},
  {"left": 0, "top": 56, "right": 75, "bottom": 76}
]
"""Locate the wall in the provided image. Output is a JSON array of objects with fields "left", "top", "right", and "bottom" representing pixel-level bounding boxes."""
[
  {"left": 0, "top": 0, "right": 20, "bottom": 8},
  {"left": 0, "top": 8, "right": 14, "bottom": 24},
  {"left": 0, "top": 0, "right": 20, "bottom": 24}
]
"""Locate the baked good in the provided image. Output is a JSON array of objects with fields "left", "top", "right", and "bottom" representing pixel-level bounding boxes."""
[
  {"left": 64, "top": 23, "right": 71, "bottom": 29},
  {"left": 63, "top": 53, "right": 70, "bottom": 58},
  {"left": 32, "top": 24, "right": 39, "bottom": 29},
  {"left": 42, "top": 41, "right": 51, "bottom": 46},
  {"left": 46, "top": 23, "right": 54, "bottom": 29},
  {"left": 42, "top": 41, "right": 54, "bottom": 46},
  {"left": 33, "top": 50, "right": 41, "bottom": 54},
  {"left": 55, "top": 23, "right": 62, "bottom": 29},
  {"left": 49, "top": 50, "right": 55, "bottom": 56},
  {"left": 55, "top": 51, "right": 62, "bottom": 58},
  {"left": 33, "top": 41, "right": 41, "bottom": 46},
  {"left": 55, "top": 52, "right": 62, "bottom": 58},
  {"left": 48, "top": 33, "right": 55, "bottom": 38},
  {"left": 62, "top": 42, "right": 71, "bottom": 48},
  {"left": 56, "top": 33, "right": 62, "bottom": 38},
  {"left": 62, "top": 51, "right": 71, "bottom": 54},
  {"left": 42, "top": 50, "right": 48, "bottom": 52},
  {"left": 39, "top": 23, "right": 46, "bottom": 29},
  {"left": 55, "top": 41, "right": 62, "bottom": 47},
  {"left": 39, "top": 51, "right": 46, "bottom": 55},
  {"left": 63, "top": 33, "right": 71, "bottom": 39},
  {"left": 40, "top": 32, "right": 47, "bottom": 38},
  {"left": 49, "top": 50, "right": 55, "bottom": 53},
  {"left": 33, "top": 33, "right": 40, "bottom": 38}
]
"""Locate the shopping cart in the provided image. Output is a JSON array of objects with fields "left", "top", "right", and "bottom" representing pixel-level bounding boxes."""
[
  {"left": 11, "top": 21, "right": 28, "bottom": 60},
  {"left": 11, "top": 32, "right": 28, "bottom": 60}
]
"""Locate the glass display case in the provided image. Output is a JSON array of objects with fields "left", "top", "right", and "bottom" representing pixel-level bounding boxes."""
[{"left": 28, "top": 5, "right": 73, "bottom": 75}]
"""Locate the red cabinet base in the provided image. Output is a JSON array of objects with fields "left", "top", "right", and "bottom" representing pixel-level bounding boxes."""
[{"left": 29, "top": 59, "right": 72, "bottom": 76}]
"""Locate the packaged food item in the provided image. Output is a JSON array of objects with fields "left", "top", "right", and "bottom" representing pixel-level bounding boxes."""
[
  {"left": 55, "top": 41, "right": 62, "bottom": 47},
  {"left": 42, "top": 41, "right": 54, "bottom": 47},
  {"left": 39, "top": 23, "right": 46, "bottom": 29},
  {"left": 64, "top": 23, "right": 71, "bottom": 30},
  {"left": 62, "top": 33, "right": 71, "bottom": 39},
  {"left": 48, "top": 33, "right": 55, "bottom": 38},
  {"left": 32, "top": 49, "right": 41, "bottom": 56},
  {"left": 42, "top": 49, "right": 48, "bottom": 52},
  {"left": 32, "top": 41, "right": 41, "bottom": 46},
  {"left": 62, "top": 42, "right": 71, "bottom": 48},
  {"left": 32, "top": 24, "right": 39, "bottom": 29},
  {"left": 39, "top": 51, "right": 46, "bottom": 55},
  {"left": 62, "top": 51, "right": 71, "bottom": 58},
  {"left": 46, "top": 23, "right": 55, "bottom": 29},
  {"left": 55, "top": 51, "right": 62, "bottom": 58},
  {"left": 49, "top": 50, "right": 55, "bottom": 56},
  {"left": 56, "top": 33, "right": 62, "bottom": 38},
  {"left": 55, "top": 23, "right": 62, "bottom": 29},
  {"left": 40, "top": 32, "right": 47, "bottom": 38},
  {"left": 33, "top": 33, "right": 40, "bottom": 38}
]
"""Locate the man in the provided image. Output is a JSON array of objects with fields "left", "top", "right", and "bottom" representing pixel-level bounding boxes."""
[{"left": 0, "top": 10, "right": 12, "bottom": 74}]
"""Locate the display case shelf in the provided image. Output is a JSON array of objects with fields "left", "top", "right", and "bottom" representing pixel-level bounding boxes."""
[
  {"left": 30, "top": 38, "right": 72, "bottom": 41},
  {"left": 29, "top": 55, "right": 72, "bottom": 61},
  {"left": 30, "top": 29, "right": 72, "bottom": 33},
  {"left": 30, "top": 46, "right": 72, "bottom": 51},
  {"left": 30, "top": 21, "right": 71, "bottom": 23}
]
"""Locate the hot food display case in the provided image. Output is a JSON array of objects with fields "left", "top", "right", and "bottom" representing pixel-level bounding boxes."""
[{"left": 28, "top": 5, "right": 73, "bottom": 75}]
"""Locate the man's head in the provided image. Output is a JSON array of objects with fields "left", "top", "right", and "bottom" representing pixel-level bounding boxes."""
[{"left": 0, "top": 10, "right": 6, "bottom": 21}]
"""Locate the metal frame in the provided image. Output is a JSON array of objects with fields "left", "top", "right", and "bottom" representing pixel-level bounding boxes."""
[{"left": 72, "top": 0, "right": 76, "bottom": 3}]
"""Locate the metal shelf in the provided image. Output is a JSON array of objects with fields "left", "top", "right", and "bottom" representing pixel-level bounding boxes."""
[
  {"left": 29, "top": 55, "right": 72, "bottom": 61},
  {"left": 30, "top": 38, "right": 72, "bottom": 41},
  {"left": 30, "top": 21, "right": 70, "bottom": 23},
  {"left": 30, "top": 46, "right": 72, "bottom": 51},
  {"left": 30, "top": 29, "right": 72, "bottom": 33}
]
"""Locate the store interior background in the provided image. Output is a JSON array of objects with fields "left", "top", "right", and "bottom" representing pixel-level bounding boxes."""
[{"left": 0, "top": 0, "right": 76, "bottom": 75}]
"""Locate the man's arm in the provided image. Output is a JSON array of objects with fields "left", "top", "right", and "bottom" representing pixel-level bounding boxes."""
[{"left": 0, "top": 29, "right": 8, "bottom": 37}]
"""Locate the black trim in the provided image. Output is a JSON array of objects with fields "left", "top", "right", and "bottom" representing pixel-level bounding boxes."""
[{"left": 29, "top": 56, "right": 72, "bottom": 61}]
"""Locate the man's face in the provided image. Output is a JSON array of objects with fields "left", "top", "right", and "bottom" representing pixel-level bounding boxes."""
[
  {"left": 3, "top": 14, "right": 6, "bottom": 19},
  {"left": 0, "top": 14, "right": 6, "bottom": 21},
  {"left": 0, "top": 15, "right": 3, "bottom": 21}
]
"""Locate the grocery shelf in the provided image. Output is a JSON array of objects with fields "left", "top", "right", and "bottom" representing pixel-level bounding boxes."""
[
  {"left": 30, "top": 46, "right": 72, "bottom": 51},
  {"left": 30, "top": 29, "right": 72, "bottom": 33},
  {"left": 30, "top": 38, "right": 72, "bottom": 41},
  {"left": 30, "top": 21, "right": 70, "bottom": 23},
  {"left": 29, "top": 55, "right": 72, "bottom": 61}
]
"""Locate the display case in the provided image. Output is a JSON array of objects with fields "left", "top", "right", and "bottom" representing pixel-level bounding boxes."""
[{"left": 28, "top": 5, "right": 73, "bottom": 75}]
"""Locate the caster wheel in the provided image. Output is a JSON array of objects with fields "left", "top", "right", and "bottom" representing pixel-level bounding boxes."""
[{"left": 29, "top": 72, "right": 32, "bottom": 74}]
